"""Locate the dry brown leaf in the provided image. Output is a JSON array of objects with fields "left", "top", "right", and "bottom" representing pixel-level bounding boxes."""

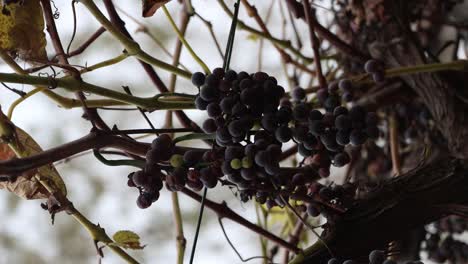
[
  {"left": 0, "top": 112, "right": 67, "bottom": 199},
  {"left": 142, "top": 0, "right": 171, "bottom": 17}
]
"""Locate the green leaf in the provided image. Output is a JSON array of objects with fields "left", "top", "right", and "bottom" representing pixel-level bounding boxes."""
[
  {"left": 0, "top": 0, "right": 47, "bottom": 61},
  {"left": 246, "top": 34, "right": 259, "bottom": 42},
  {"left": 112, "top": 230, "right": 146, "bottom": 250}
]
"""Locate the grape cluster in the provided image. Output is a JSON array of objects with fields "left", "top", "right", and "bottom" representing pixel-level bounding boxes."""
[
  {"left": 190, "top": 68, "right": 379, "bottom": 214},
  {"left": 424, "top": 215, "right": 468, "bottom": 263},
  {"left": 128, "top": 68, "right": 381, "bottom": 213},
  {"left": 127, "top": 134, "right": 173, "bottom": 209},
  {"left": 328, "top": 250, "right": 425, "bottom": 264},
  {"left": 364, "top": 59, "right": 386, "bottom": 83},
  {"left": 425, "top": 235, "right": 468, "bottom": 263}
]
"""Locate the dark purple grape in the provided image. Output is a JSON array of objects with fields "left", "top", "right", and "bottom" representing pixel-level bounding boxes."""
[
  {"left": 254, "top": 151, "right": 269, "bottom": 167},
  {"left": 254, "top": 71, "right": 269, "bottom": 81},
  {"left": 307, "top": 203, "right": 320, "bottom": 217},
  {"left": 218, "top": 79, "right": 230, "bottom": 92},
  {"left": 136, "top": 193, "right": 153, "bottom": 209},
  {"left": 195, "top": 96, "right": 209, "bottom": 110},
  {"left": 309, "top": 120, "right": 325, "bottom": 136},
  {"left": 280, "top": 98, "right": 292, "bottom": 107},
  {"left": 342, "top": 92, "right": 353, "bottom": 102},
  {"left": 382, "top": 260, "right": 396, "bottom": 264},
  {"left": 191, "top": 72, "right": 205, "bottom": 87},
  {"left": 261, "top": 114, "right": 278, "bottom": 132},
  {"left": 303, "top": 135, "right": 318, "bottom": 150},
  {"left": 132, "top": 170, "right": 148, "bottom": 187},
  {"left": 228, "top": 120, "right": 246, "bottom": 138},
  {"left": 293, "top": 125, "right": 309, "bottom": 142},
  {"left": 183, "top": 150, "right": 202, "bottom": 166},
  {"left": 220, "top": 96, "right": 235, "bottom": 114},
  {"left": 212, "top": 67, "right": 225, "bottom": 79},
  {"left": 316, "top": 88, "right": 328, "bottom": 103},
  {"left": 127, "top": 172, "right": 136, "bottom": 187},
  {"left": 244, "top": 144, "right": 257, "bottom": 157},
  {"left": 200, "top": 84, "right": 219, "bottom": 102},
  {"left": 309, "top": 109, "right": 323, "bottom": 121},
  {"left": 240, "top": 87, "right": 257, "bottom": 105},
  {"left": 224, "top": 70, "right": 237, "bottom": 82},
  {"left": 324, "top": 96, "right": 340, "bottom": 112},
  {"left": 267, "top": 76, "right": 278, "bottom": 85},
  {"left": 343, "top": 260, "right": 357, "bottom": 264},
  {"left": 292, "top": 87, "right": 306, "bottom": 101},
  {"left": 298, "top": 143, "right": 312, "bottom": 157},
  {"left": 328, "top": 81, "right": 339, "bottom": 93},
  {"left": 350, "top": 129, "right": 368, "bottom": 145},
  {"left": 221, "top": 161, "right": 235, "bottom": 175},
  {"left": 364, "top": 59, "right": 381, "bottom": 74},
  {"left": 265, "top": 163, "right": 281, "bottom": 175},
  {"left": 204, "top": 74, "right": 219, "bottom": 87},
  {"left": 336, "top": 130, "right": 350, "bottom": 145},
  {"left": 319, "top": 186, "right": 333, "bottom": 200},
  {"left": 241, "top": 168, "right": 256, "bottom": 180},
  {"left": 202, "top": 118, "right": 217, "bottom": 133},
  {"left": 333, "top": 106, "right": 348, "bottom": 117},
  {"left": 240, "top": 78, "right": 254, "bottom": 90},
  {"left": 148, "top": 190, "right": 160, "bottom": 202},
  {"left": 276, "top": 107, "right": 292, "bottom": 123},
  {"left": 293, "top": 103, "right": 310, "bottom": 121},
  {"left": 254, "top": 139, "right": 269, "bottom": 149},
  {"left": 200, "top": 167, "right": 217, "bottom": 188},
  {"left": 275, "top": 125, "right": 292, "bottom": 143},
  {"left": 207, "top": 103, "right": 222, "bottom": 117},
  {"left": 292, "top": 173, "right": 305, "bottom": 185},
  {"left": 349, "top": 105, "right": 366, "bottom": 121},
  {"left": 237, "top": 71, "right": 249, "bottom": 81},
  {"left": 216, "top": 127, "right": 231, "bottom": 143},
  {"left": 373, "top": 71, "right": 385, "bottom": 83},
  {"left": 369, "top": 250, "right": 385, "bottom": 264},
  {"left": 333, "top": 152, "right": 350, "bottom": 167},
  {"left": 267, "top": 144, "right": 282, "bottom": 159},
  {"left": 225, "top": 146, "right": 243, "bottom": 160},
  {"left": 335, "top": 115, "right": 352, "bottom": 131},
  {"left": 320, "top": 131, "right": 337, "bottom": 147},
  {"left": 318, "top": 167, "right": 330, "bottom": 178},
  {"left": 339, "top": 79, "right": 352, "bottom": 91},
  {"left": 328, "top": 258, "right": 340, "bottom": 264},
  {"left": 232, "top": 102, "right": 247, "bottom": 116}
]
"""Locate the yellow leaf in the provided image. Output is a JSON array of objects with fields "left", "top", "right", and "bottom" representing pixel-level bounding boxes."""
[
  {"left": 246, "top": 34, "right": 259, "bottom": 42},
  {"left": 112, "top": 230, "right": 146, "bottom": 250},
  {"left": 0, "top": 0, "right": 47, "bottom": 61},
  {"left": 142, "top": 0, "right": 172, "bottom": 17},
  {"left": 0, "top": 109, "right": 67, "bottom": 199}
]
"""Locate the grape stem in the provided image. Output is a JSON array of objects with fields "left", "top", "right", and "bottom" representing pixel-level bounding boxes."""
[
  {"left": 0, "top": 72, "right": 196, "bottom": 110},
  {"left": 162, "top": 5, "right": 211, "bottom": 74}
]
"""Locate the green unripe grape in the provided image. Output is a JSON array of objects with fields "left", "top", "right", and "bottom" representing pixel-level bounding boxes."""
[
  {"left": 170, "top": 154, "right": 184, "bottom": 168},
  {"left": 241, "top": 156, "right": 253, "bottom": 168},
  {"left": 230, "top": 158, "right": 242, "bottom": 170}
]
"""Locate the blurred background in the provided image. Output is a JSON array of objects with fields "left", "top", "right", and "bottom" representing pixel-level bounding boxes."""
[
  {"left": 0, "top": 1, "right": 319, "bottom": 263},
  {"left": 1, "top": 0, "right": 463, "bottom": 263}
]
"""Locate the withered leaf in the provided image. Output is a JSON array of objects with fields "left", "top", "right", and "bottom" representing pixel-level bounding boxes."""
[
  {"left": 142, "top": 0, "right": 171, "bottom": 17},
  {"left": 0, "top": 0, "right": 47, "bottom": 62},
  {"left": 0, "top": 114, "right": 67, "bottom": 199}
]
